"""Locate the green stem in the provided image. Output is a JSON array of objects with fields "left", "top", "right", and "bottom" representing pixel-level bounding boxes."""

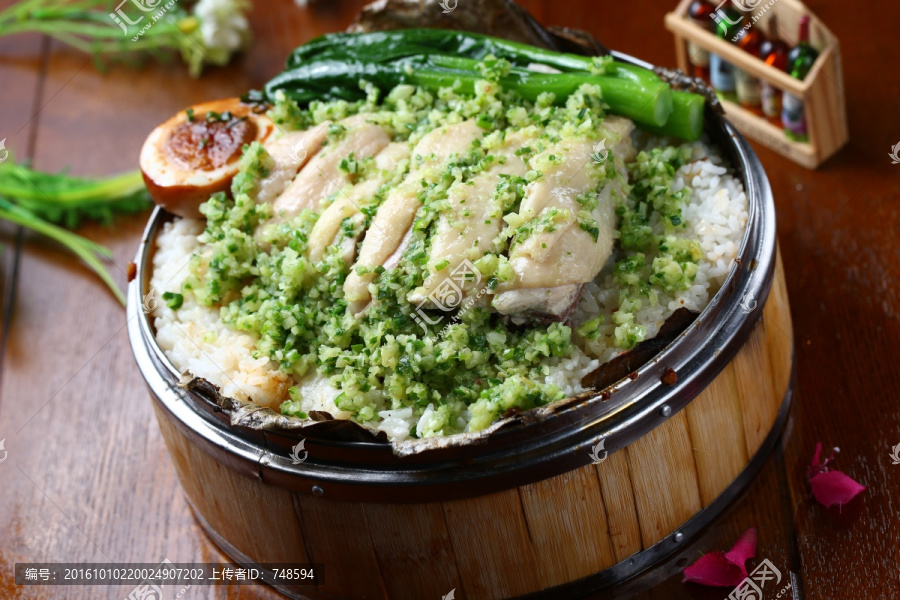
[
  {"left": 0, "top": 18, "right": 182, "bottom": 44},
  {"left": 0, "top": 1, "right": 188, "bottom": 59},
  {"left": 0, "top": 18, "right": 125, "bottom": 39},
  {"left": 0, "top": 199, "right": 124, "bottom": 305},
  {"left": 636, "top": 91, "right": 705, "bottom": 141},
  {"left": 267, "top": 56, "right": 674, "bottom": 128},
  {"left": 27, "top": 7, "right": 119, "bottom": 23},
  {"left": 429, "top": 55, "right": 673, "bottom": 127},
  {"left": 0, "top": 165, "right": 145, "bottom": 203},
  {"left": 0, "top": 0, "right": 46, "bottom": 24}
]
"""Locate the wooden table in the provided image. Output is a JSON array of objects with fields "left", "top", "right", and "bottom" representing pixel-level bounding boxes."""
[{"left": 1, "top": 1, "right": 897, "bottom": 598}]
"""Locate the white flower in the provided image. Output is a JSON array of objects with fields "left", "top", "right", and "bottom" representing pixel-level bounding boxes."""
[
  {"left": 177, "top": 0, "right": 250, "bottom": 76},
  {"left": 192, "top": 0, "right": 250, "bottom": 55}
]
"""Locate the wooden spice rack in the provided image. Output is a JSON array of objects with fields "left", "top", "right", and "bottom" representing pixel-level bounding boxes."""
[{"left": 665, "top": 0, "right": 848, "bottom": 169}]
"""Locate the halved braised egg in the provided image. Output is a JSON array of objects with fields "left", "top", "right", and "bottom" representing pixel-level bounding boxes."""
[{"left": 140, "top": 98, "right": 275, "bottom": 218}]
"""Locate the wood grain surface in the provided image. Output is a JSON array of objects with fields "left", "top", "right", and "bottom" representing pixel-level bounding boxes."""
[{"left": 0, "top": 0, "right": 897, "bottom": 599}]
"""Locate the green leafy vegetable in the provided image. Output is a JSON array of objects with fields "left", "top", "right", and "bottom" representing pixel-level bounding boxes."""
[
  {"left": 0, "top": 0, "right": 251, "bottom": 77},
  {"left": 267, "top": 54, "right": 673, "bottom": 131},
  {"left": 0, "top": 162, "right": 150, "bottom": 228},
  {"left": 0, "top": 197, "right": 124, "bottom": 305},
  {"left": 0, "top": 159, "right": 154, "bottom": 305},
  {"left": 264, "top": 29, "right": 706, "bottom": 140}
]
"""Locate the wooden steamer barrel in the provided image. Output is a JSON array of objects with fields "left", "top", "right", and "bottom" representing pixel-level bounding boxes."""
[{"left": 128, "top": 54, "right": 793, "bottom": 600}]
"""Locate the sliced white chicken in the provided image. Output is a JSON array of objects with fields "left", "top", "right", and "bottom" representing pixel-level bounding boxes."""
[
  {"left": 492, "top": 284, "right": 584, "bottom": 325},
  {"left": 494, "top": 119, "right": 635, "bottom": 319},
  {"left": 381, "top": 227, "right": 415, "bottom": 272},
  {"left": 601, "top": 115, "right": 637, "bottom": 163},
  {"left": 307, "top": 141, "right": 411, "bottom": 264},
  {"left": 343, "top": 120, "right": 483, "bottom": 313},
  {"left": 408, "top": 129, "right": 535, "bottom": 306},
  {"left": 306, "top": 181, "right": 376, "bottom": 264},
  {"left": 255, "top": 123, "right": 330, "bottom": 205},
  {"left": 272, "top": 114, "right": 391, "bottom": 219},
  {"left": 512, "top": 139, "right": 597, "bottom": 264},
  {"left": 508, "top": 121, "right": 634, "bottom": 286}
]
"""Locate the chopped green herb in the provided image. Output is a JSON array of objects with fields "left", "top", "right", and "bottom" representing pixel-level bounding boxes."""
[{"left": 162, "top": 292, "right": 184, "bottom": 309}]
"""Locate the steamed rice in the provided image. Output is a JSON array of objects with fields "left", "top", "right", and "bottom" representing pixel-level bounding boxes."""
[{"left": 149, "top": 134, "right": 747, "bottom": 441}]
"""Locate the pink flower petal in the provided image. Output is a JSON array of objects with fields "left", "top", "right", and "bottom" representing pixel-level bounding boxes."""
[
  {"left": 683, "top": 527, "right": 757, "bottom": 587},
  {"left": 810, "top": 470, "right": 866, "bottom": 508},
  {"left": 724, "top": 527, "right": 757, "bottom": 567},
  {"left": 806, "top": 443, "right": 866, "bottom": 509},
  {"left": 810, "top": 442, "right": 824, "bottom": 468}
]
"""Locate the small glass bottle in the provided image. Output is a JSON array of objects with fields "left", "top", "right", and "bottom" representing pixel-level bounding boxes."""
[
  {"left": 782, "top": 15, "right": 819, "bottom": 142},
  {"left": 759, "top": 15, "right": 789, "bottom": 125},
  {"left": 709, "top": 3, "right": 741, "bottom": 103},
  {"left": 735, "top": 26, "right": 764, "bottom": 113},
  {"left": 687, "top": 0, "right": 714, "bottom": 81}
]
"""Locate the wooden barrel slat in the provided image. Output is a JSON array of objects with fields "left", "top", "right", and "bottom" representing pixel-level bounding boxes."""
[
  {"left": 733, "top": 318, "right": 781, "bottom": 457},
  {"left": 765, "top": 247, "right": 794, "bottom": 397},
  {"left": 153, "top": 405, "right": 311, "bottom": 567},
  {"left": 519, "top": 465, "right": 618, "bottom": 587},
  {"left": 442, "top": 489, "right": 542, "bottom": 599},
  {"left": 293, "top": 496, "right": 388, "bottom": 600},
  {"left": 684, "top": 363, "right": 750, "bottom": 505},
  {"left": 363, "top": 502, "right": 461, "bottom": 600},
  {"left": 226, "top": 466, "right": 312, "bottom": 565},
  {"left": 625, "top": 410, "right": 703, "bottom": 546},
  {"left": 594, "top": 450, "right": 643, "bottom": 562}
]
